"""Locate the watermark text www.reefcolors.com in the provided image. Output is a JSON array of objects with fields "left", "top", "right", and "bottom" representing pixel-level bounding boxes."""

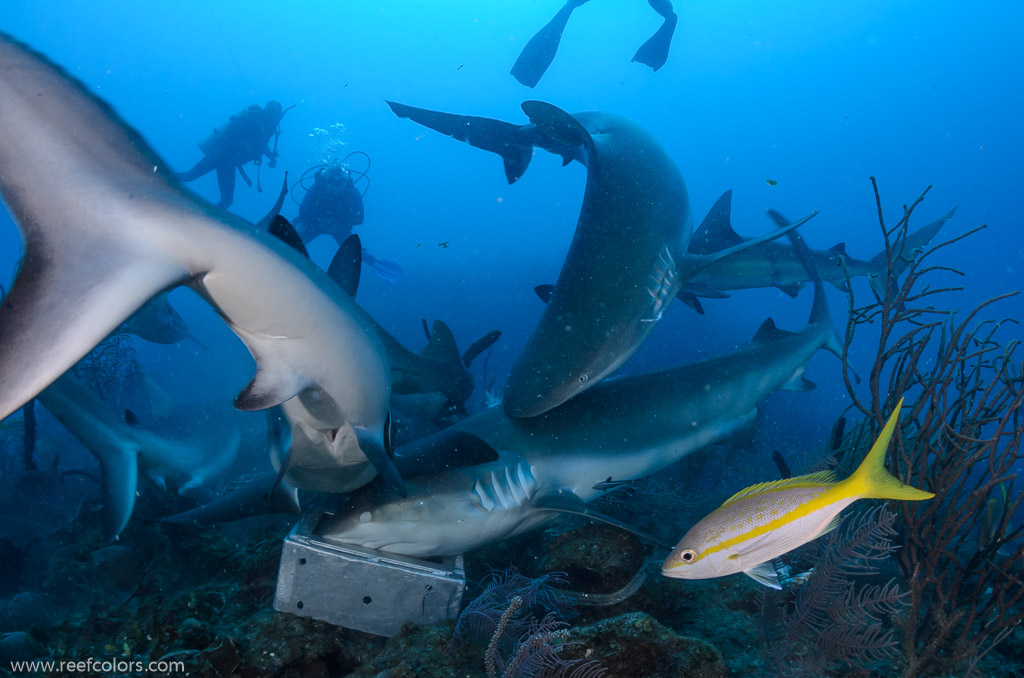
[{"left": 9, "top": 657, "right": 186, "bottom": 675}]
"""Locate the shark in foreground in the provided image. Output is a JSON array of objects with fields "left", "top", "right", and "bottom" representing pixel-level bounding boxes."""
[
  {"left": 0, "top": 33, "right": 401, "bottom": 495},
  {"left": 319, "top": 221, "right": 843, "bottom": 558},
  {"left": 389, "top": 100, "right": 815, "bottom": 418},
  {"left": 36, "top": 372, "right": 239, "bottom": 540},
  {"left": 661, "top": 398, "right": 933, "bottom": 589},
  {"left": 687, "top": 190, "right": 957, "bottom": 300}
]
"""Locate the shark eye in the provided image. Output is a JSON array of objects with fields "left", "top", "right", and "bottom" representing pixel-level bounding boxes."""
[
  {"left": 679, "top": 549, "right": 696, "bottom": 563},
  {"left": 578, "top": 373, "right": 589, "bottom": 384}
]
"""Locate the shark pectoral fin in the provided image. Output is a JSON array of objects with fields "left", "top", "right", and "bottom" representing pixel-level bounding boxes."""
[
  {"left": 675, "top": 291, "right": 704, "bottom": 314},
  {"left": 97, "top": 444, "right": 140, "bottom": 542},
  {"left": 774, "top": 283, "right": 803, "bottom": 298},
  {"left": 743, "top": 561, "right": 782, "bottom": 590},
  {"left": 354, "top": 426, "right": 406, "bottom": 497},
  {"left": 461, "top": 330, "right": 501, "bottom": 368},
  {"left": 521, "top": 101, "right": 591, "bottom": 148},
  {"left": 386, "top": 101, "right": 533, "bottom": 184},
  {"left": 234, "top": 365, "right": 308, "bottom": 412},
  {"left": 328, "top": 235, "right": 362, "bottom": 298},
  {"left": 534, "top": 491, "right": 675, "bottom": 550}
]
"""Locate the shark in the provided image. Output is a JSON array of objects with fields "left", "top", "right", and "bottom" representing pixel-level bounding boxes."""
[
  {"left": 319, "top": 216, "right": 844, "bottom": 558},
  {"left": 687, "top": 190, "right": 957, "bottom": 300},
  {"left": 389, "top": 100, "right": 816, "bottom": 418},
  {"left": 0, "top": 33, "right": 401, "bottom": 496},
  {"left": 36, "top": 371, "right": 239, "bottom": 540}
]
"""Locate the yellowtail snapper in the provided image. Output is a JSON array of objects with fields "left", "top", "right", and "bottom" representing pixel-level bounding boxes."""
[{"left": 662, "top": 398, "right": 933, "bottom": 589}]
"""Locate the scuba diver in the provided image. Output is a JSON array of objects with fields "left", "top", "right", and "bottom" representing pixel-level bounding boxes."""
[
  {"left": 177, "top": 100, "right": 291, "bottom": 209},
  {"left": 292, "top": 155, "right": 402, "bottom": 283},
  {"left": 511, "top": 0, "right": 678, "bottom": 88}
]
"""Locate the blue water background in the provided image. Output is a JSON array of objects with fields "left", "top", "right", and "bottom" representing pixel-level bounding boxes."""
[{"left": 1, "top": 1, "right": 1021, "bottom": 473}]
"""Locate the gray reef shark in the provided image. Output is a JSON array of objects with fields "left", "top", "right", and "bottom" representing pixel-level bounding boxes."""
[
  {"left": 0, "top": 33, "right": 401, "bottom": 495},
  {"left": 389, "top": 100, "right": 815, "bottom": 418},
  {"left": 687, "top": 190, "right": 957, "bottom": 300},
  {"left": 36, "top": 371, "right": 239, "bottom": 540},
  {"left": 319, "top": 219, "right": 843, "bottom": 558}
]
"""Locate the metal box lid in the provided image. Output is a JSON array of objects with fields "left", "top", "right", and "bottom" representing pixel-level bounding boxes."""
[{"left": 274, "top": 510, "right": 465, "bottom": 636}]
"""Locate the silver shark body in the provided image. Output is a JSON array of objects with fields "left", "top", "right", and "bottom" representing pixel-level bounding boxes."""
[
  {"left": 36, "top": 372, "right": 240, "bottom": 540},
  {"left": 689, "top": 191, "right": 956, "bottom": 299},
  {"left": 320, "top": 257, "right": 841, "bottom": 558},
  {"left": 0, "top": 34, "right": 397, "bottom": 495},
  {"left": 389, "top": 100, "right": 813, "bottom": 418}
]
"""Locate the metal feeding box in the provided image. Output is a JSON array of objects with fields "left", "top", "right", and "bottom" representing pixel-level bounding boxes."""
[{"left": 273, "top": 510, "right": 465, "bottom": 637}]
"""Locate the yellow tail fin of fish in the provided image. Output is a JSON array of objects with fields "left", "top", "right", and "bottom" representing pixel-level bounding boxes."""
[{"left": 848, "top": 398, "right": 935, "bottom": 501}]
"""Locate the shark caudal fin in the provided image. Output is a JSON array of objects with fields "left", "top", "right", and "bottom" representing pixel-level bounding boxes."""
[
  {"left": 866, "top": 207, "right": 957, "bottom": 300},
  {"left": 35, "top": 373, "right": 142, "bottom": 541},
  {"left": 0, "top": 33, "right": 195, "bottom": 421},
  {"left": 387, "top": 101, "right": 535, "bottom": 184},
  {"left": 767, "top": 209, "right": 859, "bottom": 382},
  {"left": 846, "top": 398, "right": 934, "bottom": 502}
]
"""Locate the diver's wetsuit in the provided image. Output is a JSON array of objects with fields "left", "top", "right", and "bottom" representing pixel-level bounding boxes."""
[{"left": 178, "top": 101, "right": 283, "bottom": 209}]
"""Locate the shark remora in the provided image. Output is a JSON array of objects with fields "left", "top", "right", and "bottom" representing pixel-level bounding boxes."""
[
  {"left": 389, "top": 100, "right": 814, "bottom": 418},
  {"left": 320, "top": 220, "right": 843, "bottom": 558},
  {"left": 0, "top": 33, "right": 401, "bottom": 495}
]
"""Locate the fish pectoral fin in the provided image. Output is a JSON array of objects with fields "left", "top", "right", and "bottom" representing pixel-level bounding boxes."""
[
  {"left": 534, "top": 491, "right": 675, "bottom": 550},
  {"left": 743, "top": 561, "right": 782, "bottom": 590}
]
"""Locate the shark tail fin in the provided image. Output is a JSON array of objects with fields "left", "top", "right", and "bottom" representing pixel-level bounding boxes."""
[
  {"left": 767, "top": 209, "right": 859, "bottom": 383},
  {"left": 847, "top": 398, "right": 934, "bottom": 502},
  {"left": 867, "top": 207, "right": 957, "bottom": 301}
]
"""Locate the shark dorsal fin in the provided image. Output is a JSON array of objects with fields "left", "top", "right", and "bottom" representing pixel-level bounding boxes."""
[
  {"left": 420, "top": 320, "right": 461, "bottom": 365},
  {"left": 690, "top": 190, "right": 745, "bottom": 255},
  {"left": 534, "top": 284, "right": 555, "bottom": 304},
  {"left": 267, "top": 215, "right": 309, "bottom": 259},
  {"left": 328, "top": 235, "right": 362, "bottom": 298},
  {"left": 828, "top": 243, "right": 847, "bottom": 258},
  {"left": 720, "top": 470, "right": 840, "bottom": 508},
  {"left": 751, "top": 318, "right": 797, "bottom": 344}
]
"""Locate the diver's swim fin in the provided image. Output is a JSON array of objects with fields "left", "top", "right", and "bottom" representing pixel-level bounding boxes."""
[
  {"left": 510, "top": 0, "right": 591, "bottom": 88},
  {"left": 632, "top": 0, "right": 678, "bottom": 71}
]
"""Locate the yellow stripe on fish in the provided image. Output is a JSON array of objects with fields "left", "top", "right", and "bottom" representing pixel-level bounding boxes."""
[{"left": 661, "top": 398, "right": 933, "bottom": 589}]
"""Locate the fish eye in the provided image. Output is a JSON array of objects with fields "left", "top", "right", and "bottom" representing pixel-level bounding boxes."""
[
  {"left": 679, "top": 549, "right": 696, "bottom": 563},
  {"left": 578, "top": 374, "right": 589, "bottom": 384}
]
